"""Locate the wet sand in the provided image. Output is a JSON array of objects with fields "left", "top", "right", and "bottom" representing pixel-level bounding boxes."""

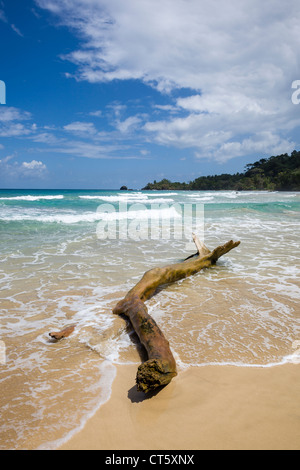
[{"left": 59, "top": 363, "right": 300, "bottom": 450}]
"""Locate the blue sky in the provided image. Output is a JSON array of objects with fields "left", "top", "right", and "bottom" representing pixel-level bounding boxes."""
[{"left": 0, "top": 0, "right": 300, "bottom": 189}]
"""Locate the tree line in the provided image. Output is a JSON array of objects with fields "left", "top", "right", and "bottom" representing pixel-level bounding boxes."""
[{"left": 142, "top": 150, "right": 300, "bottom": 191}]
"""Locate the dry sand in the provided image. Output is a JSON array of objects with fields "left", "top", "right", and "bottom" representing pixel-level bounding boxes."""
[{"left": 59, "top": 363, "right": 300, "bottom": 451}]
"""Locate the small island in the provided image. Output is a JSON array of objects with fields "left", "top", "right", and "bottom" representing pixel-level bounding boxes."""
[{"left": 143, "top": 150, "right": 300, "bottom": 191}]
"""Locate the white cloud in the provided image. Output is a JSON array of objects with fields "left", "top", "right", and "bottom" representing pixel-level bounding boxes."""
[
  {"left": 64, "top": 121, "right": 97, "bottom": 134},
  {"left": 89, "top": 110, "right": 102, "bottom": 117},
  {"left": 35, "top": 0, "right": 300, "bottom": 160},
  {"left": 154, "top": 104, "right": 179, "bottom": 114},
  {"left": 0, "top": 5, "right": 24, "bottom": 35},
  {"left": 115, "top": 116, "right": 141, "bottom": 134},
  {"left": 27, "top": 119, "right": 146, "bottom": 160},
  {"left": 0, "top": 8, "right": 7, "bottom": 23},
  {"left": 201, "top": 132, "right": 296, "bottom": 163},
  {"left": 176, "top": 94, "right": 273, "bottom": 117},
  {"left": 21, "top": 160, "right": 45, "bottom": 170},
  {"left": 11, "top": 24, "right": 24, "bottom": 37},
  {"left": 144, "top": 105, "right": 297, "bottom": 161},
  {"left": 0, "top": 107, "right": 31, "bottom": 122},
  {"left": 20, "top": 160, "right": 48, "bottom": 177},
  {"left": 0, "top": 123, "right": 33, "bottom": 137},
  {"left": 36, "top": 0, "right": 300, "bottom": 89},
  {"left": 0, "top": 107, "right": 34, "bottom": 137},
  {"left": 48, "top": 140, "right": 143, "bottom": 159},
  {"left": 0, "top": 154, "right": 13, "bottom": 164},
  {"left": 0, "top": 156, "right": 48, "bottom": 180},
  {"left": 31, "top": 131, "right": 61, "bottom": 144}
]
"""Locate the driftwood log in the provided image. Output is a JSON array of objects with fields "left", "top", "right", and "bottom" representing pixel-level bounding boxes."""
[
  {"left": 49, "top": 236, "right": 240, "bottom": 394},
  {"left": 113, "top": 236, "right": 240, "bottom": 393}
]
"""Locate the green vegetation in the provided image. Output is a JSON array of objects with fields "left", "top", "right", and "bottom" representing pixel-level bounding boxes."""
[{"left": 143, "top": 150, "right": 300, "bottom": 191}]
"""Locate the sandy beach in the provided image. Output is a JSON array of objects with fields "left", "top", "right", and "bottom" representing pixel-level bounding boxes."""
[
  {"left": 1, "top": 190, "right": 299, "bottom": 450},
  {"left": 59, "top": 363, "right": 300, "bottom": 451}
]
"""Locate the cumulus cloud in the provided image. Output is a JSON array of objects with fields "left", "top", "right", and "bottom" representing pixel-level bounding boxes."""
[
  {"left": 21, "top": 160, "right": 46, "bottom": 171},
  {"left": 20, "top": 160, "right": 48, "bottom": 178},
  {"left": 35, "top": 1, "right": 300, "bottom": 89},
  {"left": 35, "top": 0, "right": 300, "bottom": 160},
  {"left": 0, "top": 156, "right": 48, "bottom": 181},
  {"left": 203, "top": 132, "right": 295, "bottom": 163}
]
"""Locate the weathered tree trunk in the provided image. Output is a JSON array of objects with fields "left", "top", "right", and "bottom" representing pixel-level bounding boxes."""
[
  {"left": 113, "top": 295, "right": 177, "bottom": 393},
  {"left": 49, "top": 237, "right": 240, "bottom": 394},
  {"left": 113, "top": 238, "right": 240, "bottom": 393}
]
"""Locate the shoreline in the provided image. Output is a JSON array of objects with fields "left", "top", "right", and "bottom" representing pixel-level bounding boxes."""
[{"left": 58, "top": 363, "right": 300, "bottom": 451}]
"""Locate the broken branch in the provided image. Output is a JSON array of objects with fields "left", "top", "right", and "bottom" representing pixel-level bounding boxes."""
[
  {"left": 49, "top": 325, "right": 76, "bottom": 340},
  {"left": 113, "top": 239, "right": 240, "bottom": 393}
]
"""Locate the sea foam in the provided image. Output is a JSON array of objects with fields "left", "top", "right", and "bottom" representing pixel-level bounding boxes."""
[{"left": 0, "top": 195, "right": 64, "bottom": 201}]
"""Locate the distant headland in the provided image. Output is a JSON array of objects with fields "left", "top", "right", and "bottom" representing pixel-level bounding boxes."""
[{"left": 142, "top": 151, "right": 300, "bottom": 191}]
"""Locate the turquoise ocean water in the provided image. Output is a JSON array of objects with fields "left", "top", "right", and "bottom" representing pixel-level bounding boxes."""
[{"left": 0, "top": 189, "right": 299, "bottom": 449}]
